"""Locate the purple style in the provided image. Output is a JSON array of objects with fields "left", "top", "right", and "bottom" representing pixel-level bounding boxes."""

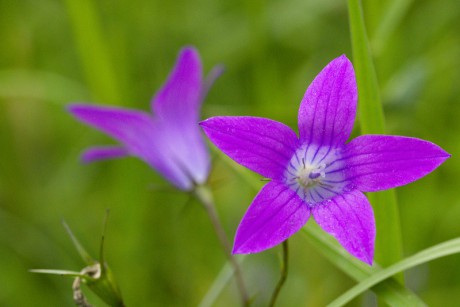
[
  {"left": 69, "top": 47, "right": 219, "bottom": 191},
  {"left": 200, "top": 55, "right": 449, "bottom": 264}
]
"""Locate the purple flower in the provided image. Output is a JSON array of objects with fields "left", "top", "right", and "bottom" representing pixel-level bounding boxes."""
[
  {"left": 200, "top": 55, "right": 449, "bottom": 264},
  {"left": 69, "top": 47, "right": 218, "bottom": 191}
]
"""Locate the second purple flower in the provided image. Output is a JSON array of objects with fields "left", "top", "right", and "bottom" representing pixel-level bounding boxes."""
[{"left": 69, "top": 47, "right": 219, "bottom": 191}]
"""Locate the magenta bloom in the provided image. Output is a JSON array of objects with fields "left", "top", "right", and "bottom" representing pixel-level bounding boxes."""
[
  {"left": 200, "top": 55, "right": 449, "bottom": 264},
  {"left": 69, "top": 47, "right": 217, "bottom": 191}
]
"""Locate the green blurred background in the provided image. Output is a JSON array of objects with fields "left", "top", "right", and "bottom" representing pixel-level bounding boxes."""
[{"left": 1, "top": 0, "right": 459, "bottom": 306}]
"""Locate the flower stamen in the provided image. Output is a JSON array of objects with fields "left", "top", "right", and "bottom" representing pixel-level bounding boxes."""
[
  {"left": 295, "top": 162, "right": 326, "bottom": 188},
  {"left": 285, "top": 145, "right": 347, "bottom": 204}
]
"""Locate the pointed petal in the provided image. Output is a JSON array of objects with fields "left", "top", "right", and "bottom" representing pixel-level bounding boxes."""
[
  {"left": 152, "top": 46, "right": 203, "bottom": 124},
  {"left": 312, "top": 190, "right": 375, "bottom": 265},
  {"left": 68, "top": 104, "right": 155, "bottom": 151},
  {"left": 298, "top": 55, "right": 357, "bottom": 147},
  {"left": 68, "top": 104, "right": 193, "bottom": 190},
  {"left": 148, "top": 48, "right": 211, "bottom": 185},
  {"left": 201, "top": 64, "right": 225, "bottom": 101},
  {"left": 233, "top": 181, "right": 310, "bottom": 254},
  {"left": 342, "top": 135, "right": 450, "bottom": 192},
  {"left": 81, "top": 146, "right": 129, "bottom": 163},
  {"left": 200, "top": 116, "right": 299, "bottom": 180},
  {"left": 158, "top": 121, "right": 210, "bottom": 186}
]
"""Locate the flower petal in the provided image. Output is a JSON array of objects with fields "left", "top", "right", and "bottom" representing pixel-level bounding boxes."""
[
  {"left": 81, "top": 146, "right": 129, "bottom": 163},
  {"left": 152, "top": 46, "right": 203, "bottom": 125},
  {"left": 200, "top": 116, "right": 299, "bottom": 180},
  {"left": 68, "top": 104, "right": 155, "bottom": 150},
  {"left": 233, "top": 181, "right": 310, "bottom": 254},
  {"left": 158, "top": 121, "right": 210, "bottom": 186},
  {"left": 148, "top": 47, "right": 211, "bottom": 185},
  {"left": 298, "top": 55, "right": 357, "bottom": 147},
  {"left": 342, "top": 135, "right": 450, "bottom": 192},
  {"left": 68, "top": 104, "right": 193, "bottom": 190},
  {"left": 312, "top": 190, "right": 375, "bottom": 265},
  {"left": 201, "top": 64, "right": 225, "bottom": 102}
]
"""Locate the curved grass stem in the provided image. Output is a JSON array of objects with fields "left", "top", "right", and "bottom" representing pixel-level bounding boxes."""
[
  {"left": 194, "top": 185, "right": 250, "bottom": 306},
  {"left": 269, "top": 240, "right": 289, "bottom": 307}
]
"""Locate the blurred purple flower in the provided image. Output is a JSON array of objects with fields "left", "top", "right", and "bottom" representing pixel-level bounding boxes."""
[
  {"left": 200, "top": 55, "right": 449, "bottom": 264},
  {"left": 69, "top": 47, "right": 221, "bottom": 191}
]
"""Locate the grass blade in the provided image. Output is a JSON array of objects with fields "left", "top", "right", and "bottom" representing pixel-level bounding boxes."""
[
  {"left": 62, "top": 220, "right": 95, "bottom": 266},
  {"left": 328, "top": 238, "right": 460, "bottom": 306},
  {"left": 347, "top": 0, "right": 404, "bottom": 278}
]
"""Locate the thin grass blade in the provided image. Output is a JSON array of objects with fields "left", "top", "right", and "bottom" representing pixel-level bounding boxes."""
[
  {"left": 328, "top": 238, "right": 460, "bottom": 306},
  {"left": 347, "top": 0, "right": 404, "bottom": 280},
  {"left": 62, "top": 220, "right": 95, "bottom": 265}
]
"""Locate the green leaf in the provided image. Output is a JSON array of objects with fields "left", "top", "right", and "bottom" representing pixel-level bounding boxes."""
[
  {"left": 328, "top": 238, "right": 460, "bottom": 307},
  {"left": 347, "top": 0, "right": 404, "bottom": 279}
]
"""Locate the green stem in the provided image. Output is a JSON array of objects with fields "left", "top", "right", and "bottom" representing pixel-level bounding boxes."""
[
  {"left": 347, "top": 0, "right": 404, "bottom": 280},
  {"left": 193, "top": 185, "right": 250, "bottom": 306},
  {"left": 199, "top": 261, "right": 234, "bottom": 307},
  {"left": 268, "top": 240, "right": 289, "bottom": 307}
]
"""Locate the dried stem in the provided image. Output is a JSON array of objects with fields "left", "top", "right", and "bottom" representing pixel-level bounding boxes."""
[
  {"left": 73, "top": 277, "right": 92, "bottom": 307},
  {"left": 269, "top": 240, "right": 289, "bottom": 307},
  {"left": 193, "top": 185, "right": 250, "bottom": 306}
]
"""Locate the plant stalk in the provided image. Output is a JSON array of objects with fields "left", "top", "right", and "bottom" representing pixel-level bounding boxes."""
[
  {"left": 194, "top": 185, "right": 250, "bottom": 306},
  {"left": 269, "top": 240, "right": 289, "bottom": 307}
]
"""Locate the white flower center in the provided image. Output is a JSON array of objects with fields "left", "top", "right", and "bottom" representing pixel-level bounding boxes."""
[
  {"left": 295, "top": 161, "right": 325, "bottom": 188},
  {"left": 285, "top": 144, "right": 347, "bottom": 205}
]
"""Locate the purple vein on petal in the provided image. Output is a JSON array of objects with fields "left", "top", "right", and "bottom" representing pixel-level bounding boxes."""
[
  {"left": 316, "top": 185, "right": 339, "bottom": 198},
  {"left": 310, "top": 62, "right": 346, "bottom": 163},
  {"left": 298, "top": 55, "right": 357, "bottom": 150},
  {"left": 343, "top": 135, "right": 450, "bottom": 191},
  {"left": 310, "top": 62, "right": 349, "bottom": 165},
  {"left": 201, "top": 119, "right": 296, "bottom": 159},
  {"left": 200, "top": 116, "right": 298, "bottom": 180},
  {"left": 236, "top": 195, "right": 295, "bottom": 250},
  {"left": 313, "top": 191, "right": 375, "bottom": 265},
  {"left": 313, "top": 189, "right": 325, "bottom": 201},
  {"left": 321, "top": 178, "right": 350, "bottom": 184},
  {"left": 233, "top": 182, "right": 310, "bottom": 254},
  {"left": 336, "top": 193, "right": 374, "bottom": 265},
  {"left": 206, "top": 129, "right": 290, "bottom": 168}
]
